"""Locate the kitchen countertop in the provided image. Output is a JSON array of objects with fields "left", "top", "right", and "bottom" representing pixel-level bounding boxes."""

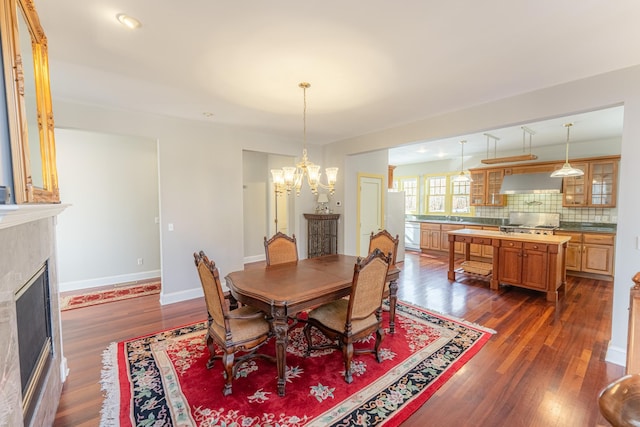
[
  {"left": 405, "top": 217, "right": 616, "bottom": 234},
  {"left": 448, "top": 228, "right": 572, "bottom": 245}
]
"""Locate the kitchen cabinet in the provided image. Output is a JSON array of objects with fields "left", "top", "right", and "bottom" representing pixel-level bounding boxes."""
[
  {"left": 582, "top": 233, "right": 615, "bottom": 276},
  {"left": 469, "top": 168, "right": 505, "bottom": 206},
  {"left": 554, "top": 231, "right": 582, "bottom": 271},
  {"left": 555, "top": 231, "right": 615, "bottom": 277},
  {"left": 498, "top": 241, "right": 548, "bottom": 290},
  {"left": 481, "top": 226, "right": 499, "bottom": 258},
  {"left": 304, "top": 213, "right": 340, "bottom": 258},
  {"left": 561, "top": 159, "right": 618, "bottom": 208},
  {"left": 441, "top": 224, "right": 465, "bottom": 254},
  {"left": 420, "top": 223, "right": 441, "bottom": 251}
]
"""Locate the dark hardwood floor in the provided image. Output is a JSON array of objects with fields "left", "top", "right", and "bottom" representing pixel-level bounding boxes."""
[{"left": 53, "top": 251, "right": 622, "bottom": 426}]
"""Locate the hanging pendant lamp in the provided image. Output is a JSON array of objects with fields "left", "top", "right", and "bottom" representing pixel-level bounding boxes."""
[
  {"left": 550, "top": 123, "right": 584, "bottom": 178},
  {"left": 452, "top": 140, "right": 472, "bottom": 182}
]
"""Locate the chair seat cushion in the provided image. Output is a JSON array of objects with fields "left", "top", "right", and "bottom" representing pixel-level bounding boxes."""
[
  {"left": 210, "top": 305, "right": 271, "bottom": 344},
  {"left": 308, "top": 299, "right": 378, "bottom": 334}
]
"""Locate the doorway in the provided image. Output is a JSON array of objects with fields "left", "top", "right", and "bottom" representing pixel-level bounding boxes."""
[{"left": 357, "top": 173, "right": 384, "bottom": 256}]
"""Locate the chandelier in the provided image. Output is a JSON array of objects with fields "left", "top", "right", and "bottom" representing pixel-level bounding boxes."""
[{"left": 271, "top": 82, "right": 338, "bottom": 196}]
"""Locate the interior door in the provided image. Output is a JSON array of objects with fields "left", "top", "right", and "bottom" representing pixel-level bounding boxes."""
[{"left": 357, "top": 174, "right": 384, "bottom": 256}]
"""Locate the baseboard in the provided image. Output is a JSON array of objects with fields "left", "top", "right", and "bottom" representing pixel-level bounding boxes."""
[
  {"left": 160, "top": 286, "right": 203, "bottom": 305},
  {"left": 244, "top": 254, "right": 266, "bottom": 264},
  {"left": 606, "top": 343, "right": 626, "bottom": 368},
  {"left": 59, "top": 270, "right": 161, "bottom": 292}
]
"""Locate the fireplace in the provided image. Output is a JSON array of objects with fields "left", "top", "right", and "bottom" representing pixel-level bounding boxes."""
[
  {"left": 0, "top": 205, "right": 68, "bottom": 427},
  {"left": 15, "top": 262, "right": 53, "bottom": 424}
]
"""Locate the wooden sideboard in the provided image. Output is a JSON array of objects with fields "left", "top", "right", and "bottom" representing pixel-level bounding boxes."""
[
  {"left": 304, "top": 213, "right": 340, "bottom": 258},
  {"left": 447, "top": 229, "right": 571, "bottom": 301}
]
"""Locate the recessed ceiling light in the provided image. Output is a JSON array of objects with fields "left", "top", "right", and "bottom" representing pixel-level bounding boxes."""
[{"left": 116, "top": 13, "right": 142, "bottom": 30}]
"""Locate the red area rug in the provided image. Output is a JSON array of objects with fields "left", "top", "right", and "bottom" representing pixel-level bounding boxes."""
[
  {"left": 100, "top": 301, "right": 494, "bottom": 426},
  {"left": 60, "top": 281, "right": 161, "bottom": 311}
]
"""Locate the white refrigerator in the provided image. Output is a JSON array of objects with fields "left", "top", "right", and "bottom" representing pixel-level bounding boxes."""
[{"left": 386, "top": 191, "right": 406, "bottom": 262}]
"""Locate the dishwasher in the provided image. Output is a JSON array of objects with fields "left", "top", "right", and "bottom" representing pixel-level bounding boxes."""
[{"left": 405, "top": 221, "right": 421, "bottom": 251}]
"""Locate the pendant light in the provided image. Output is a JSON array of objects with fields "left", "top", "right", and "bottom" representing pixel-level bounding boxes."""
[
  {"left": 550, "top": 123, "right": 584, "bottom": 178},
  {"left": 452, "top": 140, "right": 472, "bottom": 182}
]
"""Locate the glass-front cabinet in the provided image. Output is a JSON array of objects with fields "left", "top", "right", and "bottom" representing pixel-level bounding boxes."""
[
  {"left": 562, "top": 159, "right": 617, "bottom": 207},
  {"left": 470, "top": 168, "right": 504, "bottom": 206}
]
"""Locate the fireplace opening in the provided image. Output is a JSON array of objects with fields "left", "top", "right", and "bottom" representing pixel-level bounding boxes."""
[{"left": 15, "top": 262, "right": 53, "bottom": 424}]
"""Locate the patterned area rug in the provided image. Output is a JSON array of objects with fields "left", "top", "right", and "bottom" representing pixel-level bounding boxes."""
[
  {"left": 60, "top": 281, "right": 161, "bottom": 311},
  {"left": 100, "top": 301, "right": 494, "bottom": 426}
]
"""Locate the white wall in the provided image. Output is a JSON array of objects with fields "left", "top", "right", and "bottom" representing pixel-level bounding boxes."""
[
  {"left": 55, "top": 128, "right": 160, "bottom": 291},
  {"left": 51, "top": 101, "right": 316, "bottom": 305}
]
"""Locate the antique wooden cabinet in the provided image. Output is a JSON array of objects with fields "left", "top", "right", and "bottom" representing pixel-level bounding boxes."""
[{"left": 304, "top": 213, "right": 340, "bottom": 258}]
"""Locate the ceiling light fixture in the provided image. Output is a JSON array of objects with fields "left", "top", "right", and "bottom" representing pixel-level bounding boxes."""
[
  {"left": 481, "top": 126, "right": 538, "bottom": 164},
  {"left": 550, "top": 123, "right": 584, "bottom": 178},
  {"left": 452, "top": 140, "right": 472, "bottom": 182},
  {"left": 271, "top": 82, "right": 338, "bottom": 196},
  {"left": 116, "top": 13, "right": 142, "bottom": 30}
]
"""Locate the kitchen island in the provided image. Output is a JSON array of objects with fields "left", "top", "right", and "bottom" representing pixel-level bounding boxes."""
[{"left": 448, "top": 229, "right": 571, "bottom": 301}]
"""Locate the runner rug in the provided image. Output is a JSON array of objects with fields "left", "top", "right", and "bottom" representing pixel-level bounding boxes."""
[
  {"left": 60, "top": 281, "right": 161, "bottom": 311},
  {"left": 100, "top": 300, "right": 494, "bottom": 426}
]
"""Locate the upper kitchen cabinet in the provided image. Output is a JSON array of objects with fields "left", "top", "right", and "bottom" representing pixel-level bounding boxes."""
[
  {"left": 561, "top": 157, "right": 618, "bottom": 208},
  {"left": 470, "top": 168, "right": 505, "bottom": 206}
]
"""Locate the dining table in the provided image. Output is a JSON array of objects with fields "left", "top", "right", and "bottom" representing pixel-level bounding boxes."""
[{"left": 224, "top": 254, "right": 400, "bottom": 396}]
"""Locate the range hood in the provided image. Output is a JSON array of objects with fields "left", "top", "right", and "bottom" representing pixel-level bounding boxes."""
[{"left": 499, "top": 172, "right": 563, "bottom": 194}]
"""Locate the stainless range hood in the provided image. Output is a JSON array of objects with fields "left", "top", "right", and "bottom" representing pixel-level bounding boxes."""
[{"left": 499, "top": 172, "right": 563, "bottom": 194}]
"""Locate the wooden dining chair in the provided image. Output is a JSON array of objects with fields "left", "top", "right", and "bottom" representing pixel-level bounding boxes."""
[
  {"left": 264, "top": 232, "right": 298, "bottom": 266},
  {"left": 193, "top": 251, "right": 275, "bottom": 396},
  {"left": 368, "top": 229, "right": 400, "bottom": 333},
  {"left": 303, "top": 248, "right": 391, "bottom": 383}
]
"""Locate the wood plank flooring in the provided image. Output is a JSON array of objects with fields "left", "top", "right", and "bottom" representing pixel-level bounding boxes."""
[{"left": 53, "top": 251, "right": 623, "bottom": 426}]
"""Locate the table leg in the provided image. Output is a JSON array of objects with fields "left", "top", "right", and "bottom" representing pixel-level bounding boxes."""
[
  {"left": 447, "top": 235, "right": 456, "bottom": 281},
  {"left": 273, "top": 308, "right": 289, "bottom": 396},
  {"left": 388, "top": 278, "right": 398, "bottom": 334}
]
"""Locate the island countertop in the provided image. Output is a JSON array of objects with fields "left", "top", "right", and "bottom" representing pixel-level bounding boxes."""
[{"left": 448, "top": 228, "right": 571, "bottom": 245}]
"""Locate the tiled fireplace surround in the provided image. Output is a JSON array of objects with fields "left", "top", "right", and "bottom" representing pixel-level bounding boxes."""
[{"left": 1, "top": 205, "right": 67, "bottom": 426}]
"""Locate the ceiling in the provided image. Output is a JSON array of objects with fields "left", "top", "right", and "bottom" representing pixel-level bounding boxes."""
[
  {"left": 388, "top": 105, "right": 625, "bottom": 165},
  {"left": 34, "top": 1, "right": 640, "bottom": 153}
]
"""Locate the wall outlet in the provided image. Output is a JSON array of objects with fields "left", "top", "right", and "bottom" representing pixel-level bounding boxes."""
[{"left": 137, "top": 258, "right": 144, "bottom": 265}]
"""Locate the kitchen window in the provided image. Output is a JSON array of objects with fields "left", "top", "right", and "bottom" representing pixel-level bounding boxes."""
[
  {"left": 426, "top": 176, "right": 446, "bottom": 213},
  {"left": 393, "top": 176, "right": 419, "bottom": 214},
  {"left": 423, "top": 174, "right": 473, "bottom": 216}
]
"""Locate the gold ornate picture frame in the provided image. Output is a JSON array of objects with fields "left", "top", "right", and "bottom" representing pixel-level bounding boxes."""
[{"left": 0, "top": 0, "right": 59, "bottom": 203}]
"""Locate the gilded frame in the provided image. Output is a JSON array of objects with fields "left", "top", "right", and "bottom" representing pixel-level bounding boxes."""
[{"left": 0, "top": 0, "right": 59, "bottom": 203}]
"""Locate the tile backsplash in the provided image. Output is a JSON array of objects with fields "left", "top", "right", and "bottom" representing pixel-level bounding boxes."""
[{"left": 476, "top": 193, "right": 617, "bottom": 223}]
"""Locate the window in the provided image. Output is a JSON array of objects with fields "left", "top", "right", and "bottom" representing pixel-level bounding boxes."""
[
  {"left": 451, "top": 179, "right": 471, "bottom": 214},
  {"left": 393, "top": 176, "right": 419, "bottom": 214},
  {"left": 426, "top": 176, "right": 446, "bottom": 213},
  {"left": 422, "top": 174, "right": 473, "bottom": 216}
]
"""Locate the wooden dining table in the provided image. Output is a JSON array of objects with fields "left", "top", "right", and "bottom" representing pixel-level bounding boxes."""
[{"left": 224, "top": 254, "right": 400, "bottom": 396}]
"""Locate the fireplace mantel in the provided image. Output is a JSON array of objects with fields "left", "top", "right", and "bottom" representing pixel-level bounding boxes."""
[
  {"left": 0, "top": 204, "right": 69, "bottom": 231},
  {"left": 0, "top": 203, "right": 68, "bottom": 426}
]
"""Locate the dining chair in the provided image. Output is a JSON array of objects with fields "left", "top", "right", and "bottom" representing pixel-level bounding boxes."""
[
  {"left": 193, "top": 251, "right": 275, "bottom": 396},
  {"left": 303, "top": 248, "right": 391, "bottom": 383},
  {"left": 264, "top": 231, "right": 298, "bottom": 266},
  {"left": 368, "top": 229, "right": 400, "bottom": 333}
]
